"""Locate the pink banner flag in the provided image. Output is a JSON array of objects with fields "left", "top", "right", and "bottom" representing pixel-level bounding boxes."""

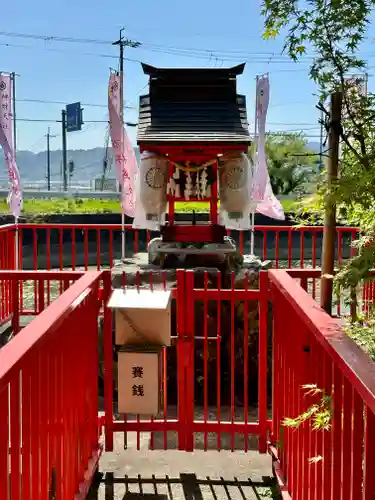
[
  {"left": 108, "top": 72, "right": 137, "bottom": 218},
  {"left": 0, "top": 74, "right": 22, "bottom": 219}
]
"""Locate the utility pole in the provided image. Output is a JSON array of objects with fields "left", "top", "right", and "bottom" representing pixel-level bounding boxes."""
[
  {"left": 46, "top": 127, "right": 57, "bottom": 191},
  {"left": 47, "top": 128, "right": 51, "bottom": 191},
  {"left": 61, "top": 109, "right": 68, "bottom": 192},
  {"left": 112, "top": 29, "right": 140, "bottom": 123},
  {"left": 320, "top": 91, "right": 343, "bottom": 315}
]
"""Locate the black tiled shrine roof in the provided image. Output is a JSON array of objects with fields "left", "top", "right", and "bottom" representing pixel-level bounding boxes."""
[{"left": 137, "top": 63, "right": 251, "bottom": 145}]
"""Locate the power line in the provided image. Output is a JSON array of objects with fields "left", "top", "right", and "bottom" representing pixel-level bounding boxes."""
[
  {"left": 16, "top": 118, "right": 109, "bottom": 123},
  {"left": 16, "top": 97, "right": 135, "bottom": 109},
  {"left": 16, "top": 117, "right": 137, "bottom": 126},
  {"left": 17, "top": 119, "right": 318, "bottom": 132},
  {"left": 0, "top": 41, "right": 141, "bottom": 64},
  {"left": 14, "top": 94, "right": 314, "bottom": 112},
  {"left": 123, "top": 24, "right": 265, "bottom": 41},
  {"left": 1, "top": 39, "right": 371, "bottom": 77},
  {"left": 0, "top": 39, "right": 288, "bottom": 65},
  {"left": 142, "top": 45, "right": 310, "bottom": 62},
  {"left": 16, "top": 114, "right": 318, "bottom": 130},
  {"left": 2, "top": 28, "right": 374, "bottom": 61},
  {"left": 0, "top": 31, "right": 114, "bottom": 46},
  {"left": 0, "top": 40, "right": 296, "bottom": 67},
  {"left": 0, "top": 40, "right": 316, "bottom": 75},
  {"left": 0, "top": 37, "right": 338, "bottom": 75},
  {"left": 49, "top": 165, "right": 99, "bottom": 179},
  {"left": 1, "top": 28, "right": 375, "bottom": 80},
  {"left": 27, "top": 134, "right": 48, "bottom": 152},
  {"left": 76, "top": 121, "right": 104, "bottom": 134},
  {"left": 139, "top": 44, "right": 312, "bottom": 64},
  {"left": 3, "top": 29, "right": 373, "bottom": 67},
  {"left": 267, "top": 122, "right": 320, "bottom": 126}
]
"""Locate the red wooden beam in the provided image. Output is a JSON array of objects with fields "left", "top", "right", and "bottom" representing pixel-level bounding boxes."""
[{"left": 139, "top": 142, "right": 249, "bottom": 161}]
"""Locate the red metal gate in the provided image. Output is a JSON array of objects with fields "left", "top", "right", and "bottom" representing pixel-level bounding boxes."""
[{"left": 102, "top": 269, "right": 270, "bottom": 453}]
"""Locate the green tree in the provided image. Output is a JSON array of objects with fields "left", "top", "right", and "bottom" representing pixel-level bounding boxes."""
[
  {"left": 261, "top": 0, "right": 375, "bottom": 302},
  {"left": 260, "top": 6, "right": 375, "bottom": 463},
  {"left": 263, "top": 133, "right": 317, "bottom": 196}
]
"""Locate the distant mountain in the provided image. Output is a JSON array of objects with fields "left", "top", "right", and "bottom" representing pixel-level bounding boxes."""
[
  {"left": 0, "top": 141, "right": 321, "bottom": 184},
  {"left": 0, "top": 147, "right": 141, "bottom": 184}
]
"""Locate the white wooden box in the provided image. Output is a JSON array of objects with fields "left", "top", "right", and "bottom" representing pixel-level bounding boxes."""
[{"left": 107, "top": 288, "right": 172, "bottom": 346}]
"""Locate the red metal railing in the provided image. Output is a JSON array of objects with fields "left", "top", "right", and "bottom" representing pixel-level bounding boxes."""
[
  {"left": 0, "top": 271, "right": 85, "bottom": 335},
  {"left": 358, "top": 270, "right": 375, "bottom": 318},
  {"left": 1, "top": 264, "right": 375, "bottom": 498},
  {"left": 269, "top": 270, "right": 375, "bottom": 500},
  {"left": 102, "top": 269, "right": 271, "bottom": 453},
  {"left": 286, "top": 268, "right": 375, "bottom": 319},
  {"left": 0, "top": 222, "right": 366, "bottom": 322},
  {"left": 1, "top": 222, "right": 367, "bottom": 327},
  {"left": 2, "top": 223, "right": 359, "bottom": 270},
  {"left": 181, "top": 269, "right": 270, "bottom": 453},
  {"left": 0, "top": 271, "right": 105, "bottom": 500},
  {"left": 0, "top": 225, "right": 16, "bottom": 325}
]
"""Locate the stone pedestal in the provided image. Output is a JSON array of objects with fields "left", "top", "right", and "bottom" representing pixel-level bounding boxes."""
[
  {"left": 111, "top": 253, "right": 177, "bottom": 289},
  {"left": 111, "top": 249, "right": 270, "bottom": 288}
]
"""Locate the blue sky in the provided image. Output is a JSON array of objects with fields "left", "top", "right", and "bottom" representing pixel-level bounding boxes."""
[{"left": 1, "top": 0, "right": 375, "bottom": 154}]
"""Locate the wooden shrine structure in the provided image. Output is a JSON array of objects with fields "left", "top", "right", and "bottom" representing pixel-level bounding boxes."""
[{"left": 137, "top": 63, "right": 251, "bottom": 252}]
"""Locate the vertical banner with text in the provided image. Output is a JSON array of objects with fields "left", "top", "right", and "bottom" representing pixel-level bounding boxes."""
[
  {"left": 108, "top": 72, "right": 137, "bottom": 218},
  {"left": 0, "top": 73, "right": 22, "bottom": 218},
  {"left": 252, "top": 74, "right": 270, "bottom": 202},
  {"left": 252, "top": 74, "right": 284, "bottom": 221}
]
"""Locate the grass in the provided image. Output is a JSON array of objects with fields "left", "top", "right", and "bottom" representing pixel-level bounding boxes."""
[{"left": 0, "top": 197, "right": 299, "bottom": 216}]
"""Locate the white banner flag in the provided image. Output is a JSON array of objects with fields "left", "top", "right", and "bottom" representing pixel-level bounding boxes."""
[
  {"left": 252, "top": 74, "right": 270, "bottom": 202},
  {"left": 0, "top": 74, "right": 22, "bottom": 219},
  {"left": 251, "top": 74, "right": 285, "bottom": 221},
  {"left": 256, "top": 174, "right": 285, "bottom": 220}
]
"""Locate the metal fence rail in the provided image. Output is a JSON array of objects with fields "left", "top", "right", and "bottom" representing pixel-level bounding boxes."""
[
  {"left": 270, "top": 270, "right": 375, "bottom": 500},
  {"left": 0, "top": 225, "right": 15, "bottom": 325},
  {"left": 1, "top": 222, "right": 360, "bottom": 270},
  {"left": 1, "top": 265, "right": 375, "bottom": 498},
  {"left": 0, "top": 271, "right": 104, "bottom": 499},
  {"left": 0, "top": 271, "right": 85, "bottom": 336}
]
